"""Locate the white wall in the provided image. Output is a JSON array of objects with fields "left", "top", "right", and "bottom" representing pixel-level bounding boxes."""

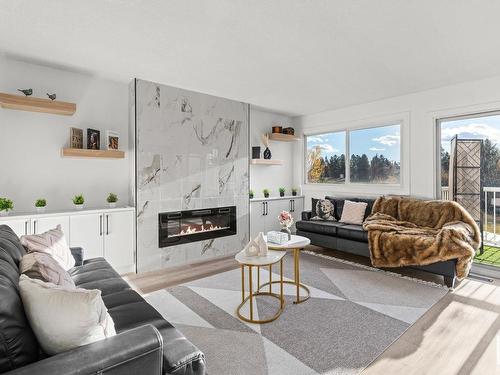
[
  {"left": 293, "top": 74, "right": 500, "bottom": 209},
  {"left": 250, "top": 108, "right": 296, "bottom": 198},
  {"left": 0, "top": 56, "right": 130, "bottom": 212}
]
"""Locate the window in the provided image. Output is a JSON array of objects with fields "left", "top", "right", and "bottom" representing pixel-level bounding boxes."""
[
  {"left": 350, "top": 124, "right": 401, "bottom": 184},
  {"left": 305, "top": 123, "right": 401, "bottom": 185},
  {"left": 306, "top": 131, "right": 346, "bottom": 184}
]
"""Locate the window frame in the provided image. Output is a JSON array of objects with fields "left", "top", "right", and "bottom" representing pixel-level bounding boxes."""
[{"left": 303, "top": 112, "right": 409, "bottom": 195}]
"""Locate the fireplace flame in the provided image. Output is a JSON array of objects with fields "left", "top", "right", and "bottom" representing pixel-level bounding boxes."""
[{"left": 179, "top": 224, "right": 224, "bottom": 236}]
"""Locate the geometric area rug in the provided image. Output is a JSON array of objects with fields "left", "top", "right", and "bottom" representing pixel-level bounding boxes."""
[{"left": 145, "top": 252, "right": 448, "bottom": 375}]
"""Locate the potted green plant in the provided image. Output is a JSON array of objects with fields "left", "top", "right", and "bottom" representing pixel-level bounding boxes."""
[
  {"left": 291, "top": 187, "right": 298, "bottom": 196},
  {"left": 263, "top": 188, "right": 270, "bottom": 198},
  {"left": 0, "top": 198, "right": 13, "bottom": 216},
  {"left": 106, "top": 193, "right": 118, "bottom": 208},
  {"left": 35, "top": 198, "right": 47, "bottom": 213},
  {"left": 72, "top": 194, "right": 84, "bottom": 210},
  {"left": 249, "top": 189, "right": 254, "bottom": 199},
  {"left": 278, "top": 187, "right": 286, "bottom": 197}
]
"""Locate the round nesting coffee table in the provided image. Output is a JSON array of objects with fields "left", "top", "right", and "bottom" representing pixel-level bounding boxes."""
[
  {"left": 259, "top": 234, "right": 311, "bottom": 304},
  {"left": 235, "top": 250, "right": 286, "bottom": 324}
]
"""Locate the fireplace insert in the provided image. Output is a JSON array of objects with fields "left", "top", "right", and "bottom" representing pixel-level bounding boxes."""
[{"left": 159, "top": 206, "right": 237, "bottom": 248}]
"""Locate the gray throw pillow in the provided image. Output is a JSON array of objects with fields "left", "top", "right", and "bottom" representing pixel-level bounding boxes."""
[
  {"left": 311, "top": 199, "right": 336, "bottom": 221},
  {"left": 20, "top": 252, "right": 75, "bottom": 289}
]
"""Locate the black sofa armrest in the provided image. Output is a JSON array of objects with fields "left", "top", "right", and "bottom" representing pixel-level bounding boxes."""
[
  {"left": 70, "top": 247, "right": 83, "bottom": 266},
  {"left": 6, "top": 325, "right": 163, "bottom": 375},
  {"left": 302, "top": 211, "right": 312, "bottom": 221}
]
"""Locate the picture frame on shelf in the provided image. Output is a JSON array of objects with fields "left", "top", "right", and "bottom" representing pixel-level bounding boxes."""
[
  {"left": 106, "top": 130, "right": 119, "bottom": 150},
  {"left": 70, "top": 127, "right": 83, "bottom": 149},
  {"left": 87, "top": 128, "right": 100, "bottom": 150}
]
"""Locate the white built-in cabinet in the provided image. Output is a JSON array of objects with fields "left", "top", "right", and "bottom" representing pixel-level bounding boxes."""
[
  {"left": 250, "top": 196, "right": 304, "bottom": 238},
  {"left": 0, "top": 207, "right": 135, "bottom": 274}
]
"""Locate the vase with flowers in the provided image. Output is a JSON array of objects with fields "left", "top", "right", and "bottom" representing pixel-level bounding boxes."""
[{"left": 278, "top": 210, "right": 294, "bottom": 240}]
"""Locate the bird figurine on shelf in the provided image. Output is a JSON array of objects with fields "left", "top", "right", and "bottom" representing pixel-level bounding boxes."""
[
  {"left": 17, "top": 88, "right": 33, "bottom": 96},
  {"left": 46, "top": 93, "right": 56, "bottom": 101}
]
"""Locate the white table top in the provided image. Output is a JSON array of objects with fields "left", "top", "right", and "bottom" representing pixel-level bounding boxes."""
[
  {"left": 264, "top": 234, "right": 311, "bottom": 250},
  {"left": 235, "top": 250, "right": 286, "bottom": 266}
]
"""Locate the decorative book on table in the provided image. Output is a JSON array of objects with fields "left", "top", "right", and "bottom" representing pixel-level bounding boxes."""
[{"left": 267, "top": 231, "right": 288, "bottom": 245}]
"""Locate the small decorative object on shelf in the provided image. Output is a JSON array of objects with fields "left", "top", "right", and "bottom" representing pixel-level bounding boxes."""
[
  {"left": 35, "top": 198, "right": 47, "bottom": 213},
  {"left": 17, "top": 88, "right": 32, "bottom": 96},
  {"left": 106, "top": 193, "right": 118, "bottom": 208},
  {"left": 282, "top": 127, "right": 295, "bottom": 135},
  {"left": 249, "top": 189, "right": 254, "bottom": 199},
  {"left": 267, "top": 230, "right": 288, "bottom": 245},
  {"left": 263, "top": 188, "right": 270, "bottom": 198},
  {"left": 261, "top": 134, "right": 271, "bottom": 159},
  {"left": 106, "top": 130, "right": 119, "bottom": 150},
  {"left": 0, "top": 197, "right": 13, "bottom": 216},
  {"left": 291, "top": 188, "right": 298, "bottom": 196},
  {"left": 70, "top": 127, "right": 83, "bottom": 149},
  {"left": 72, "top": 194, "right": 84, "bottom": 210},
  {"left": 87, "top": 128, "right": 100, "bottom": 150},
  {"left": 272, "top": 124, "right": 282, "bottom": 133},
  {"left": 278, "top": 210, "right": 294, "bottom": 240},
  {"left": 252, "top": 146, "right": 261, "bottom": 159},
  {"left": 243, "top": 232, "right": 268, "bottom": 257},
  {"left": 279, "top": 187, "right": 285, "bottom": 197},
  {"left": 46, "top": 93, "right": 56, "bottom": 101}
]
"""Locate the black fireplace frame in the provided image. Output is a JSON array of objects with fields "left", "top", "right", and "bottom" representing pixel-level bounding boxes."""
[{"left": 158, "top": 206, "right": 237, "bottom": 248}]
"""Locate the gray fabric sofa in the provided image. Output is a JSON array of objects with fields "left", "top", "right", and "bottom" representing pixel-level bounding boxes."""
[
  {"left": 0, "top": 225, "right": 206, "bottom": 375},
  {"left": 295, "top": 197, "right": 458, "bottom": 288}
]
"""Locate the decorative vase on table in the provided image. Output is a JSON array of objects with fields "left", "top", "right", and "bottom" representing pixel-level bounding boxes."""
[{"left": 278, "top": 210, "right": 294, "bottom": 241}]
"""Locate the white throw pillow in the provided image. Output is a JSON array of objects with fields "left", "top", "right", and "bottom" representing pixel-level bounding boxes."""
[
  {"left": 339, "top": 200, "right": 368, "bottom": 225},
  {"left": 20, "top": 225, "right": 75, "bottom": 271},
  {"left": 19, "top": 275, "right": 116, "bottom": 355}
]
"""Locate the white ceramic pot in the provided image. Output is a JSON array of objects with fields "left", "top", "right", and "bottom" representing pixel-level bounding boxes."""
[
  {"left": 36, "top": 207, "right": 46, "bottom": 213},
  {"left": 74, "top": 204, "right": 84, "bottom": 210},
  {"left": 108, "top": 202, "right": 117, "bottom": 208},
  {"left": 0, "top": 210, "right": 8, "bottom": 217}
]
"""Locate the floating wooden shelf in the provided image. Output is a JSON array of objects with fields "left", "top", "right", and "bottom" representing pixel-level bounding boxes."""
[
  {"left": 0, "top": 93, "right": 76, "bottom": 116},
  {"left": 268, "top": 133, "right": 301, "bottom": 142},
  {"left": 250, "top": 159, "right": 284, "bottom": 165},
  {"left": 61, "top": 148, "right": 125, "bottom": 159}
]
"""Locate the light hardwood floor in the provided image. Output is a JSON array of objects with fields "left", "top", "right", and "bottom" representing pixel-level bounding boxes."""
[{"left": 125, "top": 248, "right": 500, "bottom": 375}]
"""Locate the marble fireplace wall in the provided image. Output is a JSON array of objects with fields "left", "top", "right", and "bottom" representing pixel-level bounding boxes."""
[{"left": 134, "top": 79, "right": 250, "bottom": 273}]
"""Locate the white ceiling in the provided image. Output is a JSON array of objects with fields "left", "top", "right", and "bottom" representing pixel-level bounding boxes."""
[{"left": 1, "top": 0, "right": 500, "bottom": 116}]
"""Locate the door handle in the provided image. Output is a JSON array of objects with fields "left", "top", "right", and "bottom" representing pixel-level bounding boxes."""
[
  {"left": 99, "top": 215, "right": 103, "bottom": 236},
  {"left": 106, "top": 215, "right": 109, "bottom": 235}
]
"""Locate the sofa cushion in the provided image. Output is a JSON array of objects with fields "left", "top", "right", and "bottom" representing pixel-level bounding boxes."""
[
  {"left": 0, "top": 226, "right": 40, "bottom": 373},
  {"left": 70, "top": 258, "right": 129, "bottom": 296},
  {"left": 337, "top": 224, "right": 368, "bottom": 242},
  {"left": 102, "top": 289, "right": 145, "bottom": 309},
  {"left": 326, "top": 197, "right": 376, "bottom": 220},
  {"left": 311, "top": 198, "right": 336, "bottom": 221},
  {"left": 296, "top": 220, "right": 345, "bottom": 236},
  {"left": 339, "top": 200, "right": 368, "bottom": 225},
  {"left": 20, "top": 252, "right": 75, "bottom": 288}
]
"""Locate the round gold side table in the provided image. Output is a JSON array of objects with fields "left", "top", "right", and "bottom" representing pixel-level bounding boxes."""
[{"left": 235, "top": 250, "right": 286, "bottom": 324}]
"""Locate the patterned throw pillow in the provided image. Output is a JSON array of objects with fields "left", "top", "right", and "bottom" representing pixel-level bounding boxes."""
[
  {"left": 20, "top": 252, "right": 75, "bottom": 289},
  {"left": 339, "top": 200, "right": 368, "bottom": 225},
  {"left": 20, "top": 225, "right": 75, "bottom": 271},
  {"left": 311, "top": 198, "right": 336, "bottom": 221}
]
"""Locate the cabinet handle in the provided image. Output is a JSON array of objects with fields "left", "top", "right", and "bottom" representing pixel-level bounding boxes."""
[
  {"left": 265, "top": 202, "right": 268, "bottom": 216},
  {"left": 292, "top": 200, "right": 295, "bottom": 212},
  {"left": 33, "top": 220, "right": 37, "bottom": 234},
  {"left": 106, "top": 215, "right": 109, "bottom": 235},
  {"left": 289, "top": 200, "right": 292, "bottom": 212},
  {"left": 99, "top": 215, "right": 103, "bottom": 236},
  {"left": 262, "top": 202, "right": 265, "bottom": 216},
  {"left": 25, "top": 221, "right": 28, "bottom": 235}
]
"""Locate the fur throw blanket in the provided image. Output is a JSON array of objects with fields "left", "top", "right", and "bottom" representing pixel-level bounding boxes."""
[{"left": 363, "top": 196, "right": 481, "bottom": 279}]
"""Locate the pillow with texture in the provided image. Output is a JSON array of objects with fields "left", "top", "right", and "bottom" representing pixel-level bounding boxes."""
[
  {"left": 20, "top": 252, "right": 75, "bottom": 289},
  {"left": 20, "top": 225, "right": 75, "bottom": 271},
  {"left": 19, "top": 275, "right": 116, "bottom": 355},
  {"left": 339, "top": 200, "right": 368, "bottom": 225},
  {"left": 311, "top": 198, "right": 336, "bottom": 221}
]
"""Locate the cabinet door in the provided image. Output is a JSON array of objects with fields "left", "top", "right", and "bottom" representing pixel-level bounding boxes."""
[
  {"left": 32, "top": 215, "right": 70, "bottom": 237},
  {"left": 70, "top": 213, "right": 104, "bottom": 259},
  {"left": 250, "top": 201, "right": 266, "bottom": 237},
  {"left": 266, "top": 199, "right": 290, "bottom": 233},
  {"left": 103, "top": 210, "right": 135, "bottom": 274},
  {"left": 0, "top": 218, "right": 30, "bottom": 237}
]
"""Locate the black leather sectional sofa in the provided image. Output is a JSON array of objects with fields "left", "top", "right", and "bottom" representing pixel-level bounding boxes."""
[
  {"left": 295, "top": 196, "right": 458, "bottom": 288},
  {"left": 0, "top": 225, "right": 206, "bottom": 375}
]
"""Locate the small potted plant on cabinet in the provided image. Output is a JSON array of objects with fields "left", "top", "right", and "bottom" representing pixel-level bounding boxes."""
[
  {"left": 107, "top": 193, "right": 118, "bottom": 208},
  {"left": 35, "top": 198, "right": 47, "bottom": 213},
  {"left": 249, "top": 189, "right": 254, "bottom": 199},
  {"left": 72, "top": 194, "right": 84, "bottom": 210},
  {"left": 0, "top": 198, "right": 13, "bottom": 216},
  {"left": 278, "top": 187, "right": 286, "bottom": 197},
  {"left": 263, "top": 188, "right": 270, "bottom": 198},
  {"left": 291, "top": 188, "right": 298, "bottom": 196}
]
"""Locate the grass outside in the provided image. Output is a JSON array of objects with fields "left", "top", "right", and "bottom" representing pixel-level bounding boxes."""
[{"left": 475, "top": 245, "right": 500, "bottom": 267}]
